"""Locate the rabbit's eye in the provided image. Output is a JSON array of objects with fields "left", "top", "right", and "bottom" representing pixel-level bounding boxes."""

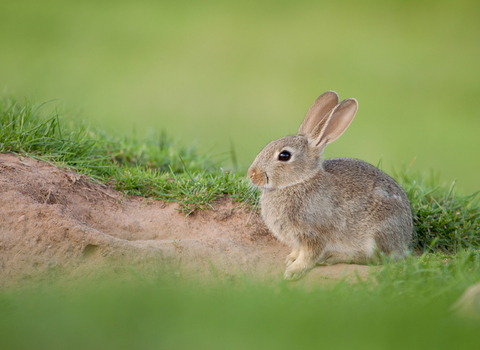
[{"left": 278, "top": 151, "right": 291, "bottom": 161}]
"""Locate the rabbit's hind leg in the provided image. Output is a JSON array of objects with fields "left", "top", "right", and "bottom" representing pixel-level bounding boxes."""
[{"left": 317, "top": 252, "right": 351, "bottom": 266}]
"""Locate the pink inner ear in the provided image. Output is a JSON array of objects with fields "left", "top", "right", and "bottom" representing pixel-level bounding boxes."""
[
  {"left": 320, "top": 99, "right": 358, "bottom": 145},
  {"left": 301, "top": 104, "right": 330, "bottom": 134},
  {"left": 310, "top": 115, "right": 330, "bottom": 144},
  {"left": 298, "top": 91, "right": 339, "bottom": 136}
]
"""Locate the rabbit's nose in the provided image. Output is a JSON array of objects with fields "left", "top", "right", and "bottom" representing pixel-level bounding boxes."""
[
  {"left": 248, "top": 166, "right": 266, "bottom": 187},
  {"left": 247, "top": 167, "right": 256, "bottom": 179}
]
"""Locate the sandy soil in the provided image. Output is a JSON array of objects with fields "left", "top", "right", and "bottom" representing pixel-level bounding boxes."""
[{"left": 0, "top": 153, "right": 372, "bottom": 288}]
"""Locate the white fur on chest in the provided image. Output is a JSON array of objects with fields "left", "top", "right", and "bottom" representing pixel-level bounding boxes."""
[{"left": 260, "top": 192, "right": 300, "bottom": 245}]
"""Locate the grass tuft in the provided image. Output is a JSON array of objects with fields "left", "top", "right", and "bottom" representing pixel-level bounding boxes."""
[
  {"left": 1, "top": 97, "right": 479, "bottom": 251},
  {"left": 0, "top": 97, "right": 113, "bottom": 176},
  {"left": 404, "top": 175, "right": 480, "bottom": 253}
]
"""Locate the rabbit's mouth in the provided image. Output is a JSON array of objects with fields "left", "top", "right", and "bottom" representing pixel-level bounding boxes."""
[{"left": 258, "top": 172, "right": 269, "bottom": 189}]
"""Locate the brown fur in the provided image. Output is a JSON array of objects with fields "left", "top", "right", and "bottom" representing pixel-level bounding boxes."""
[{"left": 248, "top": 92, "right": 413, "bottom": 280}]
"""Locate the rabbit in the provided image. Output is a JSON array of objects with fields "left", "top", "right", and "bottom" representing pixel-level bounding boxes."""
[{"left": 248, "top": 91, "right": 413, "bottom": 280}]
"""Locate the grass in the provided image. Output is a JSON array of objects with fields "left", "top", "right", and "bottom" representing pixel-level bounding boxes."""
[
  {"left": 1, "top": 96, "right": 480, "bottom": 349},
  {"left": 407, "top": 176, "right": 480, "bottom": 253},
  {"left": 0, "top": 96, "right": 258, "bottom": 214},
  {"left": 1, "top": 250, "right": 480, "bottom": 350},
  {"left": 0, "top": 96, "right": 220, "bottom": 176},
  {"left": 1, "top": 97, "right": 479, "bottom": 252}
]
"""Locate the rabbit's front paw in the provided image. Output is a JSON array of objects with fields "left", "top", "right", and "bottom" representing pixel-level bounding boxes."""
[
  {"left": 284, "top": 264, "right": 307, "bottom": 280},
  {"left": 285, "top": 251, "right": 299, "bottom": 267}
]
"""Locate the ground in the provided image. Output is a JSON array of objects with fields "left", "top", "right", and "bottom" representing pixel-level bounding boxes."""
[{"left": 0, "top": 153, "right": 371, "bottom": 288}]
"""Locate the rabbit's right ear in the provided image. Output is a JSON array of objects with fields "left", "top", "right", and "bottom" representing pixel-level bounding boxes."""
[{"left": 298, "top": 91, "right": 339, "bottom": 136}]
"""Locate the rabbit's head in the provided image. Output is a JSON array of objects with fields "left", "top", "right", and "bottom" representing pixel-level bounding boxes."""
[{"left": 248, "top": 91, "right": 358, "bottom": 190}]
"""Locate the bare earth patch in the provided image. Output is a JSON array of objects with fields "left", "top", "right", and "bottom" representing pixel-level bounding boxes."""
[{"left": 0, "top": 153, "right": 372, "bottom": 288}]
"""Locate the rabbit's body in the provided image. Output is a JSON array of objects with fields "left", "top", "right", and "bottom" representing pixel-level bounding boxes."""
[
  {"left": 261, "top": 157, "right": 412, "bottom": 266},
  {"left": 248, "top": 91, "right": 413, "bottom": 279}
]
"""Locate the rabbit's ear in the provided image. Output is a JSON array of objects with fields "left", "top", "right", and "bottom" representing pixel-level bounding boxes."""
[
  {"left": 298, "top": 91, "right": 339, "bottom": 136},
  {"left": 309, "top": 98, "right": 358, "bottom": 148}
]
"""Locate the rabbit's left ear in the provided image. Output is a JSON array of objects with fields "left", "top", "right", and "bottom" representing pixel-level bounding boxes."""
[
  {"left": 309, "top": 98, "right": 358, "bottom": 148},
  {"left": 298, "top": 91, "right": 339, "bottom": 136}
]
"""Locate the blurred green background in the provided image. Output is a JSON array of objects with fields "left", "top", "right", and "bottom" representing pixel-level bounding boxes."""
[{"left": 1, "top": 0, "right": 479, "bottom": 192}]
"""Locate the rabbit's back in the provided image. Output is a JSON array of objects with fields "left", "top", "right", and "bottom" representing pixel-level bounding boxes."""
[
  {"left": 322, "top": 158, "right": 413, "bottom": 254},
  {"left": 323, "top": 158, "right": 407, "bottom": 202}
]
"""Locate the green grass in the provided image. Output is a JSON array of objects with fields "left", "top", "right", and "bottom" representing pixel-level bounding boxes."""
[
  {"left": 0, "top": 96, "right": 220, "bottom": 176},
  {"left": 0, "top": 96, "right": 258, "bottom": 214},
  {"left": 1, "top": 250, "right": 480, "bottom": 350},
  {"left": 407, "top": 176, "right": 480, "bottom": 253},
  {"left": 1, "top": 97, "right": 479, "bottom": 252},
  {"left": 1, "top": 97, "right": 480, "bottom": 349}
]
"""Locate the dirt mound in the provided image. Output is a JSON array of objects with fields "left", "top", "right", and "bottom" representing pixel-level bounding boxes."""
[{"left": 0, "top": 153, "right": 371, "bottom": 288}]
